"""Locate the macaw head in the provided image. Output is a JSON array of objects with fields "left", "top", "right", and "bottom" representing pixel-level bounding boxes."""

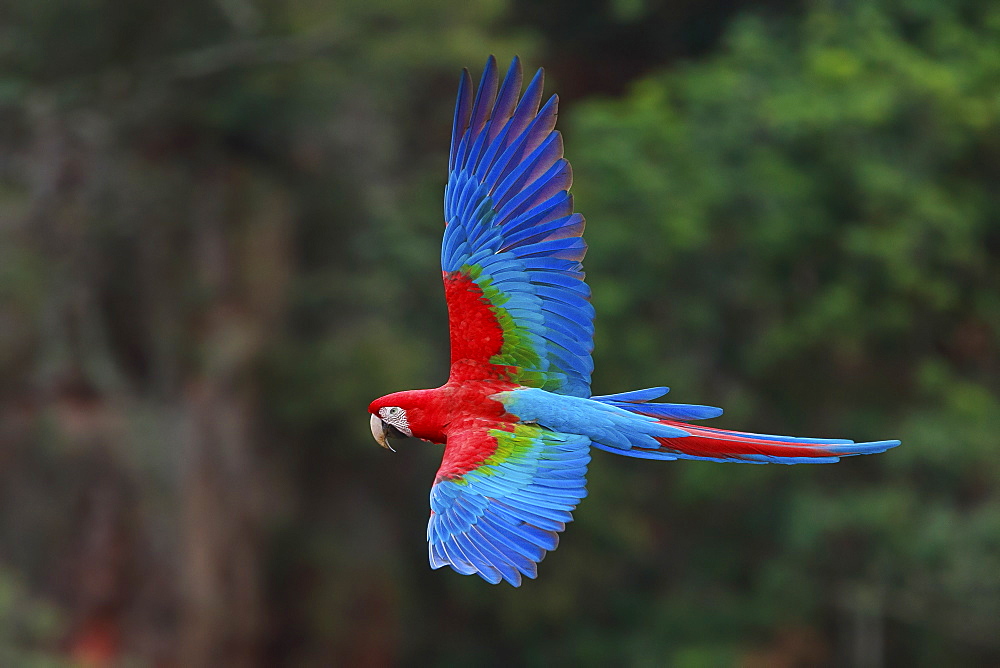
[
  {"left": 369, "top": 404, "right": 412, "bottom": 451},
  {"left": 368, "top": 389, "right": 447, "bottom": 449}
]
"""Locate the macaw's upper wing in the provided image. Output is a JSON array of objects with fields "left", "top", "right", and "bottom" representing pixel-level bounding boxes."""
[
  {"left": 428, "top": 420, "right": 591, "bottom": 586},
  {"left": 442, "top": 56, "right": 594, "bottom": 397}
]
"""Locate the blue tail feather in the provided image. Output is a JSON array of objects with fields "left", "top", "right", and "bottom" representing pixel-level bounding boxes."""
[{"left": 592, "top": 386, "right": 724, "bottom": 420}]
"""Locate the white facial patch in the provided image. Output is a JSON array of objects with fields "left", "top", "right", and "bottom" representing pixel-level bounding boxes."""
[{"left": 378, "top": 406, "right": 412, "bottom": 437}]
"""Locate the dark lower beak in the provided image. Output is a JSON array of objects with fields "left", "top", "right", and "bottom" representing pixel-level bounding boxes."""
[{"left": 370, "top": 414, "right": 396, "bottom": 452}]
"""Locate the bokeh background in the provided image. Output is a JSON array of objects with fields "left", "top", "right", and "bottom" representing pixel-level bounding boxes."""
[{"left": 1, "top": 0, "right": 998, "bottom": 665}]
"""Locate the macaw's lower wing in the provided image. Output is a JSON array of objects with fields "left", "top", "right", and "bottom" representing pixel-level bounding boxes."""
[{"left": 428, "top": 421, "right": 591, "bottom": 586}]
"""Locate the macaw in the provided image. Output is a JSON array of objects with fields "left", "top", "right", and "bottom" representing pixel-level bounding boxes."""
[{"left": 368, "top": 56, "right": 900, "bottom": 586}]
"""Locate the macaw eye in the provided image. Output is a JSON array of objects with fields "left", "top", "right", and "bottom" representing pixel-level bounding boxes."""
[{"left": 379, "top": 406, "right": 405, "bottom": 423}]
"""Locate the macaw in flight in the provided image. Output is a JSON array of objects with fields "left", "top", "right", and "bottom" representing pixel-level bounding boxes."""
[{"left": 369, "top": 56, "right": 900, "bottom": 586}]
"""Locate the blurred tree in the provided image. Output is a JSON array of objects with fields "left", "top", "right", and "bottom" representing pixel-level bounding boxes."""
[{"left": 0, "top": 0, "right": 530, "bottom": 665}]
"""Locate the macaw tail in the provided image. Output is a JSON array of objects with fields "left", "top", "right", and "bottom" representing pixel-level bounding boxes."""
[
  {"left": 615, "top": 421, "right": 901, "bottom": 464},
  {"left": 591, "top": 387, "right": 900, "bottom": 464}
]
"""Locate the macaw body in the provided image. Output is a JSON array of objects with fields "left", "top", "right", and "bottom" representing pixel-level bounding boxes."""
[{"left": 368, "top": 56, "right": 900, "bottom": 586}]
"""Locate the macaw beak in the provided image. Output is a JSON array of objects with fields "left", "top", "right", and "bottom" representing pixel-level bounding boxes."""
[{"left": 370, "top": 414, "right": 396, "bottom": 452}]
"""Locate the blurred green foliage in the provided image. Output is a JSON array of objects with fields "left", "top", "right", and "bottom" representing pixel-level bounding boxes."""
[
  {"left": 0, "top": 569, "right": 65, "bottom": 667},
  {"left": 567, "top": 1, "right": 1000, "bottom": 663},
  {"left": 0, "top": 0, "right": 997, "bottom": 665}
]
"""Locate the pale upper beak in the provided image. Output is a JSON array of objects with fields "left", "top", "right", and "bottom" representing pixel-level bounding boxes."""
[{"left": 370, "top": 414, "right": 396, "bottom": 452}]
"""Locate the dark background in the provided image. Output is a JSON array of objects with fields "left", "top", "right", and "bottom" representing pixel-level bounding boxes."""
[{"left": 1, "top": 0, "right": 998, "bottom": 665}]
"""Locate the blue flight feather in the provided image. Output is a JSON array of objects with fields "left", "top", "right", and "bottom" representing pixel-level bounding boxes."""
[{"left": 498, "top": 190, "right": 573, "bottom": 230}]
